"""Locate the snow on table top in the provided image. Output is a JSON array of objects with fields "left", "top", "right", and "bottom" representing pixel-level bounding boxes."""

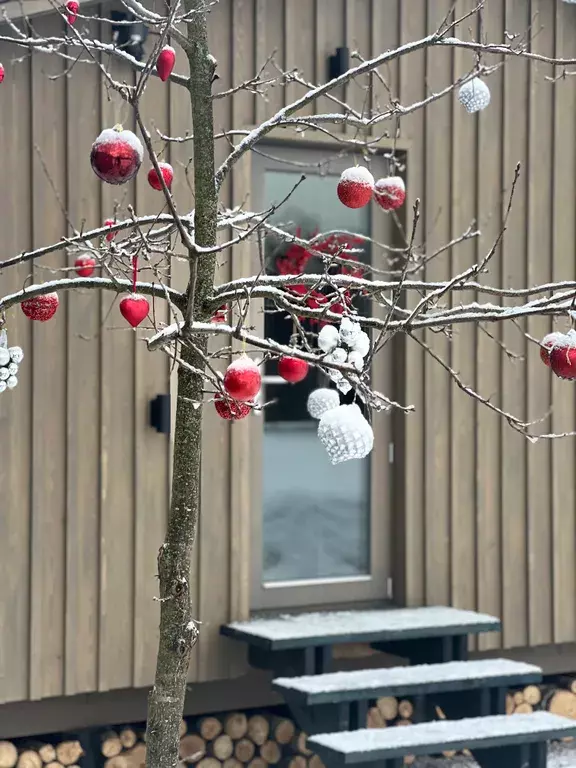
[
  {"left": 309, "top": 713, "right": 576, "bottom": 760},
  {"left": 273, "top": 658, "right": 541, "bottom": 701},
  {"left": 222, "top": 606, "right": 500, "bottom": 649}
]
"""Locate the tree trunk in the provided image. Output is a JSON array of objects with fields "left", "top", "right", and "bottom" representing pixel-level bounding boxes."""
[{"left": 145, "top": 2, "right": 218, "bottom": 767}]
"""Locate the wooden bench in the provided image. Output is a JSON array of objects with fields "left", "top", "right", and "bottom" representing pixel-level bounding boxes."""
[
  {"left": 221, "top": 606, "right": 501, "bottom": 675},
  {"left": 308, "top": 711, "right": 576, "bottom": 768},
  {"left": 273, "top": 658, "right": 542, "bottom": 734}
]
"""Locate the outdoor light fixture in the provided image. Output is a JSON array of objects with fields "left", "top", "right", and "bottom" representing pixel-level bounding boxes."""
[
  {"left": 149, "top": 394, "right": 171, "bottom": 434},
  {"left": 328, "top": 47, "right": 350, "bottom": 80},
  {"left": 110, "top": 11, "right": 149, "bottom": 62}
]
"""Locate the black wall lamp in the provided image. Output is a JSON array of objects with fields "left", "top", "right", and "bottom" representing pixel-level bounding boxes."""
[
  {"left": 328, "top": 47, "right": 350, "bottom": 80},
  {"left": 110, "top": 11, "right": 149, "bottom": 62},
  {"left": 150, "top": 394, "right": 171, "bottom": 435}
]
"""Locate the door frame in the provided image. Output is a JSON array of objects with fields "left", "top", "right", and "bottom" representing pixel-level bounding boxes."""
[{"left": 235, "top": 130, "right": 411, "bottom": 613}]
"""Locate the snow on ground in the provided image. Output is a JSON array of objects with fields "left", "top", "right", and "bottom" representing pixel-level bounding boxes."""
[{"left": 412, "top": 741, "right": 576, "bottom": 768}]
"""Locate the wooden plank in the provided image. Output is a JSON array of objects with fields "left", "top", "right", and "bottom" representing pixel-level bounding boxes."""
[
  {"left": 254, "top": 0, "right": 268, "bottom": 125},
  {"left": 370, "top": 0, "right": 400, "bottom": 125},
  {"left": 500, "top": 0, "right": 529, "bottom": 650},
  {"left": 97, "top": 48, "right": 136, "bottom": 692},
  {"left": 475, "top": 0, "right": 504, "bottom": 652},
  {"left": 195, "top": 0, "right": 233, "bottom": 683},
  {"left": 344, "top": 0, "right": 371, "bottom": 126},
  {"left": 396, "top": 0, "right": 426, "bottom": 607},
  {"left": 423, "top": 0, "right": 453, "bottom": 607},
  {"left": 525, "top": 0, "right": 553, "bottom": 648},
  {"left": 167, "top": 34, "right": 200, "bottom": 683},
  {"left": 449, "top": 0, "right": 478, "bottom": 643},
  {"left": 314, "top": 0, "right": 345, "bottom": 117},
  {"left": 64, "top": 17, "right": 101, "bottom": 696},
  {"left": 285, "top": 0, "right": 315, "bottom": 113},
  {"left": 264, "top": 0, "right": 285, "bottom": 115},
  {"left": 0, "top": 35, "right": 33, "bottom": 705},
  {"left": 230, "top": 0, "right": 256, "bottom": 627},
  {"left": 132, "top": 58, "right": 171, "bottom": 689},
  {"left": 28, "top": 13, "right": 68, "bottom": 701},
  {"left": 551, "top": 1, "right": 576, "bottom": 644}
]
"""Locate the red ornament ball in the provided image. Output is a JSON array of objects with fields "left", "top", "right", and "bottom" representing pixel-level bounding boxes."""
[
  {"left": 374, "top": 176, "right": 406, "bottom": 211},
  {"left": 147, "top": 162, "right": 174, "bottom": 191},
  {"left": 104, "top": 218, "right": 116, "bottom": 242},
  {"left": 223, "top": 354, "right": 261, "bottom": 401},
  {"left": 337, "top": 166, "right": 375, "bottom": 209},
  {"left": 74, "top": 254, "right": 96, "bottom": 277},
  {"left": 157, "top": 45, "right": 176, "bottom": 82},
  {"left": 550, "top": 336, "right": 576, "bottom": 380},
  {"left": 214, "top": 393, "right": 252, "bottom": 421},
  {"left": 119, "top": 294, "right": 150, "bottom": 328},
  {"left": 21, "top": 292, "right": 59, "bottom": 322},
  {"left": 278, "top": 355, "right": 309, "bottom": 383},
  {"left": 66, "top": 0, "right": 79, "bottom": 23},
  {"left": 539, "top": 331, "right": 568, "bottom": 367},
  {"left": 90, "top": 125, "right": 143, "bottom": 185},
  {"left": 0, "top": 64, "right": 5, "bottom": 84}
]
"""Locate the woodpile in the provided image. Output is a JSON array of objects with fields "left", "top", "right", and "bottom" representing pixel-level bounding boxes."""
[{"left": 0, "top": 740, "right": 83, "bottom": 768}]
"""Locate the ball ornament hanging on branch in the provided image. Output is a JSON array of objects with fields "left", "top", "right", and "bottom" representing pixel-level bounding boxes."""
[
  {"left": 458, "top": 77, "right": 491, "bottom": 113},
  {"left": 223, "top": 355, "right": 261, "bottom": 401},
  {"left": 374, "top": 176, "right": 406, "bottom": 211},
  {"left": 337, "top": 166, "right": 375, "bottom": 209},
  {"left": 307, "top": 387, "right": 340, "bottom": 420},
  {"left": 90, "top": 125, "right": 143, "bottom": 185},
  {"left": 156, "top": 46, "right": 176, "bottom": 81},
  {"left": 278, "top": 356, "right": 309, "bottom": 383},
  {"left": 318, "top": 403, "right": 374, "bottom": 464},
  {"left": 0, "top": 330, "right": 24, "bottom": 395},
  {"left": 147, "top": 162, "right": 174, "bottom": 191},
  {"left": 214, "top": 393, "right": 252, "bottom": 421}
]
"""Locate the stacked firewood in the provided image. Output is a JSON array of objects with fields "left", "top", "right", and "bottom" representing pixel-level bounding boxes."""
[
  {"left": 0, "top": 739, "right": 83, "bottom": 768},
  {"left": 506, "top": 677, "right": 576, "bottom": 740},
  {"left": 98, "top": 715, "right": 322, "bottom": 768},
  {"left": 177, "top": 714, "right": 321, "bottom": 768}
]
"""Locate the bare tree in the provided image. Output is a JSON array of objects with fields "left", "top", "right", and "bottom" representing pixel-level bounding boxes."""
[{"left": 3, "top": 0, "right": 576, "bottom": 765}]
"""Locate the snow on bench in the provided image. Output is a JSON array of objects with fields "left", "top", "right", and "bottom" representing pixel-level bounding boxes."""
[
  {"left": 221, "top": 606, "right": 500, "bottom": 650},
  {"left": 273, "top": 658, "right": 541, "bottom": 705},
  {"left": 308, "top": 712, "right": 576, "bottom": 763}
]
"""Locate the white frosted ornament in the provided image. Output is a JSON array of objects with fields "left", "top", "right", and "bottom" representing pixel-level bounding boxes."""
[
  {"left": 0, "top": 381, "right": 6, "bottom": 393},
  {"left": 7, "top": 362, "right": 18, "bottom": 376},
  {"left": 318, "top": 403, "right": 374, "bottom": 464},
  {"left": 9, "top": 346, "right": 23, "bottom": 364},
  {"left": 318, "top": 324, "right": 340, "bottom": 353},
  {"left": 307, "top": 387, "right": 340, "bottom": 419},
  {"left": 0, "top": 367, "right": 9, "bottom": 381},
  {"left": 325, "top": 347, "right": 348, "bottom": 383},
  {"left": 0, "top": 348, "right": 9, "bottom": 366},
  {"left": 458, "top": 78, "right": 491, "bottom": 113},
  {"left": 6, "top": 376, "right": 18, "bottom": 389},
  {"left": 350, "top": 330, "right": 370, "bottom": 357},
  {"left": 339, "top": 317, "right": 361, "bottom": 346},
  {"left": 348, "top": 350, "right": 364, "bottom": 371}
]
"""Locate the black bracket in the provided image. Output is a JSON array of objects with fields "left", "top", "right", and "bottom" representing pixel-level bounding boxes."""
[
  {"left": 328, "top": 47, "right": 350, "bottom": 80},
  {"left": 150, "top": 394, "right": 171, "bottom": 434}
]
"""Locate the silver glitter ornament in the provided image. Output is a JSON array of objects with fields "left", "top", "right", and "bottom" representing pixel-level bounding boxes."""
[
  {"left": 0, "top": 348, "right": 9, "bottom": 366},
  {"left": 318, "top": 324, "right": 340, "bottom": 353},
  {"left": 0, "top": 381, "right": 6, "bottom": 394},
  {"left": 458, "top": 78, "right": 491, "bottom": 113},
  {"left": 6, "top": 376, "right": 18, "bottom": 390},
  {"left": 307, "top": 387, "right": 340, "bottom": 419},
  {"left": 339, "top": 317, "right": 361, "bottom": 347},
  {"left": 9, "top": 346, "right": 24, "bottom": 364},
  {"left": 318, "top": 403, "right": 374, "bottom": 464},
  {"left": 0, "top": 367, "right": 9, "bottom": 381}
]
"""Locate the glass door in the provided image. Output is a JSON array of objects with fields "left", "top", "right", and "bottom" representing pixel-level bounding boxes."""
[{"left": 250, "top": 142, "right": 398, "bottom": 610}]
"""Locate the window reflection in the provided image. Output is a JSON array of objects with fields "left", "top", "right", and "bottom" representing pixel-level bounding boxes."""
[{"left": 261, "top": 169, "right": 372, "bottom": 583}]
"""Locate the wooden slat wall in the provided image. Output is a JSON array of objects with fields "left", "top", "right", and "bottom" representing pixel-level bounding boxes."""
[{"left": 2, "top": 0, "right": 576, "bottom": 706}]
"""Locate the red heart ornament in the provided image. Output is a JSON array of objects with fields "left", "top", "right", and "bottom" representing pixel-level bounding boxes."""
[{"left": 119, "top": 294, "right": 150, "bottom": 328}]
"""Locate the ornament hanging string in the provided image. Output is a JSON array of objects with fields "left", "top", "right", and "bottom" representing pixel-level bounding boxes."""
[{"left": 132, "top": 254, "right": 138, "bottom": 293}]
